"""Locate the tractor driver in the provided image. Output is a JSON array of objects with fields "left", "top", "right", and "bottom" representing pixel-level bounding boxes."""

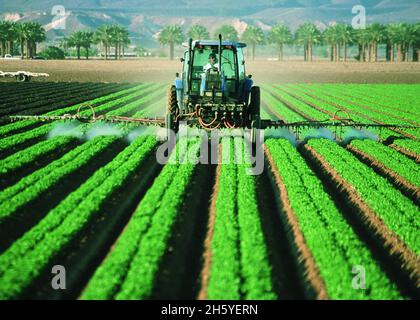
[{"left": 203, "top": 53, "right": 219, "bottom": 73}]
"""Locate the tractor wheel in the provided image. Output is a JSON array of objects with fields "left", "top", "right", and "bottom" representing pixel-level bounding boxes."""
[
  {"left": 165, "top": 85, "right": 179, "bottom": 140},
  {"left": 248, "top": 86, "right": 260, "bottom": 127}
]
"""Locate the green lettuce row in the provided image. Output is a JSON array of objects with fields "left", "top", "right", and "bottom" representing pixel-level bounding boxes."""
[
  {"left": 260, "top": 88, "right": 305, "bottom": 123},
  {"left": 0, "top": 136, "right": 117, "bottom": 224},
  {"left": 82, "top": 138, "right": 201, "bottom": 299},
  {"left": 285, "top": 84, "right": 420, "bottom": 139},
  {"left": 234, "top": 137, "right": 276, "bottom": 300},
  {"left": 308, "top": 139, "right": 420, "bottom": 254},
  {"left": 207, "top": 137, "right": 241, "bottom": 299},
  {"left": 276, "top": 84, "right": 399, "bottom": 141},
  {"left": 0, "top": 84, "right": 161, "bottom": 154},
  {"left": 0, "top": 83, "right": 148, "bottom": 137},
  {"left": 0, "top": 136, "right": 76, "bottom": 176},
  {"left": 0, "top": 135, "right": 157, "bottom": 299},
  {"left": 265, "top": 138, "right": 401, "bottom": 299},
  {"left": 350, "top": 140, "right": 420, "bottom": 186},
  {"left": 392, "top": 139, "right": 420, "bottom": 155},
  {"left": 265, "top": 85, "right": 330, "bottom": 120},
  {"left": 208, "top": 137, "right": 276, "bottom": 300},
  {"left": 317, "top": 84, "right": 420, "bottom": 113}
]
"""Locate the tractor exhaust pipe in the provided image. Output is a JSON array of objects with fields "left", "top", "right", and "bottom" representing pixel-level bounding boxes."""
[
  {"left": 188, "top": 38, "right": 193, "bottom": 96},
  {"left": 218, "top": 34, "right": 222, "bottom": 73}
]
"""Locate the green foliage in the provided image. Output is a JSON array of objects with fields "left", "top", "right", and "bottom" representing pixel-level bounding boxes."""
[
  {"left": 208, "top": 137, "right": 276, "bottom": 300},
  {"left": 0, "top": 136, "right": 157, "bottom": 299},
  {"left": 308, "top": 139, "right": 420, "bottom": 254},
  {"left": 82, "top": 138, "right": 201, "bottom": 299},
  {"left": 187, "top": 24, "right": 210, "bottom": 40},
  {"left": 265, "top": 138, "right": 401, "bottom": 299},
  {"left": 214, "top": 25, "right": 238, "bottom": 42},
  {"left": 38, "top": 46, "right": 65, "bottom": 59}
]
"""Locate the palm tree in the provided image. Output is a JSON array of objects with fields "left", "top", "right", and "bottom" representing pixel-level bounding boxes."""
[
  {"left": 354, "top": 28, "right": 371, "bottom": 62},
  {"left": 0, "top": 20, "right": 10, "bottom": 57},
  {"left": 187, "top": 24, "right": 209, "bottom": 40},
  {"left": 366, "top": 23, "right": 386, "bottom": 62},
  {"left": 335, "top": 23, "right": 353, "bottom": 61},
  {"left": 94, "top": 25, "right": 112, "bottom": 60},
  {"left": 323, "top": 24, "right": 339, "bottom": 61},
  {"left": 268, "top": 23, "right": 292, "bottom": 61},
  {"left": 387, "top": 23, "right": 412, "bottom": 62},
  {"left": 158, "top": 25, "right": 184, "bottom": 60},
  {"left": 214, "top": 25, "right": 238, "bottom": 42},
  {"left": 295, "top": 23, "right": 321, "bottom": 61},
  {"left": 68, "top": 31, "right": 84, "bottom": 59},
  {"left": 81, "top": 31, "right": 94, "bottom": 59},
  {"left": 15, "top": 22, "right": 29, "bottom": 59},
  {"left": 241, "top": 25, "right": 265, "bottom": 61},
  {"left": 24, "top": 22, "right": 45, "bottom": 59},
  {"left": 413, "top": 23, "right": 420, "bottom": 62}
]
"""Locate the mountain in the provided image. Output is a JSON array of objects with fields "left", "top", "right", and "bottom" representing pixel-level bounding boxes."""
[{"left": 1, "top": 1, "right": 418, "bottom": 47}]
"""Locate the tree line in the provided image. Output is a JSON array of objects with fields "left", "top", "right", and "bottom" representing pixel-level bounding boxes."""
[
  {"left": 160, "top": 22, "right": 420, "bottom": 62},
  {"left": 1, "top": 19, "right": 419, "bottom": 62}
]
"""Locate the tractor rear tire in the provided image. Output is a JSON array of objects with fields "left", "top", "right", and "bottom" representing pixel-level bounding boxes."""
[
  {"left": 249, "top": 86, "right": 261, "bottom": 151},
  {"left": 165, "top": 85, "right": 179, "bottom": 140},
  {"left": 249, "top": 86, "right": 260, "bottom": 118}
]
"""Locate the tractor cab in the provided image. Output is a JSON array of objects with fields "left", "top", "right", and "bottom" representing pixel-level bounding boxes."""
[
  {"left": 175, "top": 38, "right": 254, "bottom": 113},
  {"left": 166, "top": 35, "right": 260, "bottom": 142}
]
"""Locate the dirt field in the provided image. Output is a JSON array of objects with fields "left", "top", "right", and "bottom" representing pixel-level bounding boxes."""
[{"left": 1, "top": 59, "right": 419, "bottom": 83}]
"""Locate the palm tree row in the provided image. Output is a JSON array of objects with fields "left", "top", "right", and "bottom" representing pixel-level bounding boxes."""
[
  {"left": 63, "top": 25, "right": 130, "bottom": 60},
  {"left": 1, "top": 19, "right": 418, "bottom": 62},
  {"left": 0, "top": 20, "right": 45, "bottom": 59},
  {"left": 159, "top": 22, "right": 420, "bottom": 62}
]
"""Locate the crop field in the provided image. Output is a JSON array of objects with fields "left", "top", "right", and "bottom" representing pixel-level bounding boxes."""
[{"left": 0, "top": 82, "right": 418, "bottom": 300}]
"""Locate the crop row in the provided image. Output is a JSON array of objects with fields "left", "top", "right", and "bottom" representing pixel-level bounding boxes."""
[
  {"left": 0, "top": 135, "right": 158, "bottom": 299},
  {"left": 306, "top": 139, "right": 419, "bottom": 255},
  {"left": 0, "top": 83, "right": 149, "bottom": 137},
  {"left": 207, "top": 137, "right": 275, "bottom": 300},
  {"left": 349, "top": 140, "right": 420, "bottom": 187},
  {"left": 0, "top": 83, "right": 105, "bottom": 111},
  {"left": 81, "top": 137, "right": 201, "bottom": 299},
  {"left": 265, "top": 138, "right": 400, "bottom": 299},
  {"left": 0, "top": 84, "right": 161, "bottom": 155},
  {"left": 0, "top": 135, "right": 77, "bottom": 176},
  {"left": 314, "top": 84, "right": 420, "bottom": 114},
  {"left": 268, "top": 84, "right": 403, "bottom": 141},
  {"left": 282, "top": 84, "right": 420, "bottom": 139},
  {"left": 264, "top": 85, "right": 420, "bottom": 159},
  {"left": 0, "top": 136, "right": 118, "bottom": 226},
  {"left": 0, "top": 82, "right": 70, "bottom": 101}
]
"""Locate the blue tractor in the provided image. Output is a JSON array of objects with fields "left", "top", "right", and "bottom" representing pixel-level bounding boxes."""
[{"left": 166, "top": 35, "right": 261, "bottom": 142}]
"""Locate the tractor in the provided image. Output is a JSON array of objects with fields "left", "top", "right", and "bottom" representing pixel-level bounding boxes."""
[{"left": 165, "top": 35, "right": 262, "bottom": 144}]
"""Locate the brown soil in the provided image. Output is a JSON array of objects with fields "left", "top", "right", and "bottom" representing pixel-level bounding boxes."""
[
  {"left": 303, "top": 144, "right": 420, "bottom": 287},
  {"left": 264, "top": 145, "right": 329, "bottom": 300},
  {"left": 1, "top": 59, "right": 419, "bottom": 83},
  {"left": 197, "top": 146, "right": 221, "bottom": 300},
  {"left": 347, "top": 145, "right": 420, "bottom": 204}
]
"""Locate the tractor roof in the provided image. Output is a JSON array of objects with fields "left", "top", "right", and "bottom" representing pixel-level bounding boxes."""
[{"left": 182, "top": 40, "right": 247, "bottom": 48}]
